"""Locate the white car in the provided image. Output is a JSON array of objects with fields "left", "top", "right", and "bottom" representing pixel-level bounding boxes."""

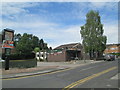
[{"left": 104, "top": 54, "right": 115, "bottom": 61}]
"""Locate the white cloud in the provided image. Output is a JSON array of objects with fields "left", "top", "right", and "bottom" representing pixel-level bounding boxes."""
[
  {"left": 47, "top": 25, "right": 82, "bottom": 48},
  {"left": 104, "top": 24, "right": 118, "bottom": 44},
  {"left": 1, "top": 2, "right": 118, "bottom": 48},
  {"left": 2, "top": 2, "right": 38, "bottom": 17}
]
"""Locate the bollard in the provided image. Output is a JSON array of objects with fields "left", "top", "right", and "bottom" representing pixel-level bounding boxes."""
[{"left": 5, "top": 56, "right": 9, "bottom": 70}]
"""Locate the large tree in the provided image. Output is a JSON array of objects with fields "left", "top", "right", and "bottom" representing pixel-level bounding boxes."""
[
  {"left": 15, "top": 33, "right": 49, "bottom": 55},
  {"left": 39, "top": 39, "right": 48, "bottom": 51},
  {"left": 31, "top": 36, "right": 39, "bottom": 49},
  {"left": 80, "top": 10, "right": 107, "bottom": 59},
  {"left": 14, "top": 33, "right": 21, "bottom": 47},
  {"left": 16, "top": 33, "right": 33, "bottom": 55}
]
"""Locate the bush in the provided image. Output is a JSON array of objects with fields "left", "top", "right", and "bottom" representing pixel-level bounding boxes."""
[
  {"left": 2, "top": 53, "right": 35, "bottom": 60},
  {"left": 110, "top": 53, "right": 120, "bottom": 56},
  {"left": 1, "top": 59, "right": 37, "bottom": 68}
]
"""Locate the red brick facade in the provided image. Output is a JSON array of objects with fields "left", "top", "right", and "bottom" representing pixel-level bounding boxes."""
[{"left": 104, "top": 44, "right": 120, "bottom": 54}]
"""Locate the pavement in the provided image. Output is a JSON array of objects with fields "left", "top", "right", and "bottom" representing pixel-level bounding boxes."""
[{"left": 1, "top": 60, "right": 105, "bottom": 79}]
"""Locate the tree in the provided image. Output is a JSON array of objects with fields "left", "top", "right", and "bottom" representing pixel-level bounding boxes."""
[
  {"left": 34, "top": 47, "right": 40, "bottom": 53},
  {"left": 31, "top": 36, "right": 39, "bottom": 49},
  {"left": 39, "top": 39, "right": 49, "bottom": 51},
  {"left": 80, "top": 10, "right": 107, "bottom": 59},
  {"left": 39, "top": 39, "right": 44, "bottom": 50},
  {"left": 49, "top": 47, "right": 52, "bottom": 50},
  {"left": 43, "top": 43, "right": 49, "bottom": 50},
  {"left": 14, "top": 33, "right": 21, "bottom": 47},
  {"left": 16, "top": 33, "right": 33, "bottom": 55},
  {"left": 15, "top": 33, "right": 49, "bottom": 56}
]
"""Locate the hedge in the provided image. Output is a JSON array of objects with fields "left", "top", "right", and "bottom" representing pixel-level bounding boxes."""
[
  {"left": 110, "top": 53, "right": 120, "bottom": 56},
  {"left": 1, "top": 53, "right": 36, "bottom": 68},
  {"left": 1, "top": 59, "right": 37, "bottom": 68},
  {"left": 2, "top": 53, "right": 35, "bottom": 60}
]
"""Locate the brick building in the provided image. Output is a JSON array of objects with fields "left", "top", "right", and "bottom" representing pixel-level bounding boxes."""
[
  {"left": 104, "top": 44, "right": 120, "bottom": 54},
  {"left": 47, "top": 43, "right": 85, "bottom": 62}
]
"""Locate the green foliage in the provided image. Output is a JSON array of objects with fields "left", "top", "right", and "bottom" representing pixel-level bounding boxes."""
[
  {"left": 16, "top": 33, "right": 33, "bottom": 54},
  {"left": 14, "top": 33, "right": 21, "bottom": 47},
  {"left": 34, "top": 47, "right": 40, "bottom": 53},
  {"left": 1, "top": 59, "right": 37, "bottom": 68},
  {"left": 39, "top": 39, "right": 49, "bottom": 51},
  {"left": 110, "top": 53, "right": 120, "bottom": 56},
  {"left": 31, "top": 36, "right": 39, "bottom": 49},
  {"left": 2, "top": 53, "right": 35, "bottom": 60},
  {"left": 15, "top": 33, "right": 49, "bottom": 55},
  {"left": 80, "top": 10, "right": 107, "bottom": 59}
]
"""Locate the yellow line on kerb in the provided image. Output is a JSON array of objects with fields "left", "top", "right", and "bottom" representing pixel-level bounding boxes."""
[
  {"left": 62, "top": 66, "right": 117, "bottom": 90},
  {"left": 2, "top": 68, "right": 73, "bottom": 80}
]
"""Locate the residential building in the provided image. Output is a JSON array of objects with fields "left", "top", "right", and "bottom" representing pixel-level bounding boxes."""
[
  {"left": 104, "top": 44, "right": 120, "bottom": 54},
  {"left": 47, "top": 43, "right": 89, "bottom": 62}
]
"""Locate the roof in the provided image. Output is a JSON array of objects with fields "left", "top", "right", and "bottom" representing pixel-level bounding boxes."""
[
  {"left": 106, "top": 44, "right": 120, "bottom": 47},
  {"left": 54, "top": 43, "right": 82, "bottom": 50}
]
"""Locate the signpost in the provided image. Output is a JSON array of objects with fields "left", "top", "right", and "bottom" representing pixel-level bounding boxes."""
[{"left": 2, "top": 29, "right": 14, "bottom": 70}]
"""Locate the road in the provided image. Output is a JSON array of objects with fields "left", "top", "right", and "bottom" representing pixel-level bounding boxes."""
[{"left": 2, "top": 60, "right": 119, "bottom": 89}]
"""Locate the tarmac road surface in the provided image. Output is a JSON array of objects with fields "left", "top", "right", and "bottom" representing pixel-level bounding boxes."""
[{"left": 2, "top": 60, "right": 119, "bottom": 89}]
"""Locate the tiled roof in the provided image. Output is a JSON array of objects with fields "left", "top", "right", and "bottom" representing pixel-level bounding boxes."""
[
  {"left": 54, "top": 43, "right": 82, "bottom": 50},
  {"left": 106, "top": 44, "right": 120, "bottom": 46}
]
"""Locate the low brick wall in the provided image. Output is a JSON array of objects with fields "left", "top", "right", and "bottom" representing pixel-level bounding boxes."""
[{"left": 47, "top": 51, "right": 66, "bottom": 62}]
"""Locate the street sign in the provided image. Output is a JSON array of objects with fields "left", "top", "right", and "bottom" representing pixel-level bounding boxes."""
[{"left": 2, "top": 29, "right": 14, "bottom": 49}]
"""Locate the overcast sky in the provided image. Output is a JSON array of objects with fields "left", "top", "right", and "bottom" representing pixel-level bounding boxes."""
[{"left": 1, "top": 0, "right": 119, "bottom": 48}]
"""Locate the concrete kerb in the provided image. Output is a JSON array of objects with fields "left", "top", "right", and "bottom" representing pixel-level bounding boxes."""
[
  {"left": 1, "top": 67, "right": 70, "bottom": 79},
  {"left": 1, "top": 60, "right": 104, "bottom": 79}
]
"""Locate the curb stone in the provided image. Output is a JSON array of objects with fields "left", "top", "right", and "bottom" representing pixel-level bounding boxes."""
[{"left": 2, "top": 68, "right": 69, "bottom": 79}]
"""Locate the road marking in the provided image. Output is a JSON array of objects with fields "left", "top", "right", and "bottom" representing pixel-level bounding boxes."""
[
  {"left": 62, "top": 66, "right": 117, "bottom": 90},
  {"left": 2, "top": 68, "right": 74, "bottom": 80}
]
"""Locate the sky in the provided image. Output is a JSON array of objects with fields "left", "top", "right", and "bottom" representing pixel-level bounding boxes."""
[{"left": 0, "top": 0, "right": 119, "bottom": 48}]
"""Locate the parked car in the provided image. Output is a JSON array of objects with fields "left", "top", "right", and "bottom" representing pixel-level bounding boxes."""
[{"left": 104, "top": 54, "right": 115, "bottom": 61}]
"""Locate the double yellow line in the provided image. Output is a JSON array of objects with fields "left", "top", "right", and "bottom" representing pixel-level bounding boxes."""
[{"left": 62, "top": 66, "right": 117, "bottom": 90}]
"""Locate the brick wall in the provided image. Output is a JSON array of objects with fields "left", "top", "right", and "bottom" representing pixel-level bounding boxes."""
[
  {"left": 104, "top": 44, "right": 120, "bottom": 54},
  {"left": 47, "top": 51, "right": 66, "bottom": 62}
]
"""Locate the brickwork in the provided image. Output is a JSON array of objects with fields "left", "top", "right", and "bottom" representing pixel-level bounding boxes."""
[
  {"left": 104, "top": 44, "right": 120, "bottom": 54},
  {"left": 47, "top": 50, "right": 66, "bottom": 62}
]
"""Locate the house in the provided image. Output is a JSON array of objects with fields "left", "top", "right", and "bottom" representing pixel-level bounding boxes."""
[
  {"left": 47, "top": 43, "right": 85, "bottom": 62},
  {"left": 104, "top": 44, "right": 120, "bottom": 54}
]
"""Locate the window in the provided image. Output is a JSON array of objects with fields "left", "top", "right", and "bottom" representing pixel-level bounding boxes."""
[{"left": 110, "top": 48, "right": 116, "bottom": 50}]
